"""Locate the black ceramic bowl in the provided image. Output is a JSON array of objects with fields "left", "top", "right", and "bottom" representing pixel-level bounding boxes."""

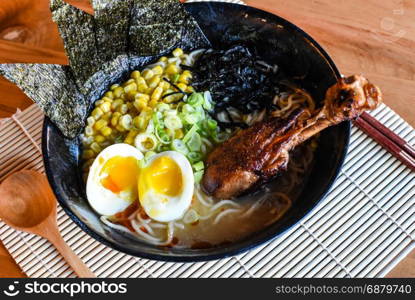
[{"left": 42, "top": 2, "right": 349, "bottom": 261}]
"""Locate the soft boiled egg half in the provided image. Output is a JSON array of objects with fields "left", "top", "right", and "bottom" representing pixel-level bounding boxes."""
[
  {"left": 139, "top": 151, "right": 194, "bottom": 222},
  {"left": 86, "top": 144, "right": 194, "bottom": 222},
  {"left": 87, "top": 144, "right": 143, "bottom": 216}
]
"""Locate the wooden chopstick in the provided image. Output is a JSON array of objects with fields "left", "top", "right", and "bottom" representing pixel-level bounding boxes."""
[{"left": 354, "top": 112, "right": 415, "bottom": 172}]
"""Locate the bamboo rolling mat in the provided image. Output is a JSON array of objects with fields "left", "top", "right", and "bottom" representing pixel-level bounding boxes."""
[{"left": 0, "top": 102, "right": 413, "bottom": 278}]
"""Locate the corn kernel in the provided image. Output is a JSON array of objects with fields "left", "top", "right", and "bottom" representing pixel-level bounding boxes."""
[
  {"left": 85, "top": 126, "right": 94, "bottom": 136},
  {"left": 91, "top": 107, "right": 104, "bottom": 120},
  {"left": 111, "top": 112, "right": 122, "bottom": 127},
  {"left": 100, "top": 126, "right": 112, "bottom": 137},
  {"left": 165, "top": 64, "right": 179, "bottom": 75},
  {"left": 123, "top": 78, "right": 135, "bottom": 86},
  {"left": 117, "top": 104, "right": 128, "bottom": 114},
  {"left": 95, "top": 99, "right": 104, "bottom": 106},
  {"left": 131, "top": 70, "right": 140, "bottom": 80},
  {"left": 142, "top": 106, "right": 153, "bottom": 114},
  {"left": 178, "top": 73, "right": 191, "bottom": 84},
  {"left": 151, "top": 87, "right": 163, "bottom": 101},
  {"left": 104, "top": 91, "right": 114, "bottom": 99},
  {"left": 158, "top": 56, "right": 168, "bottom": 62},
  {"left": 175, "top": 129, "right": 184, "bottom": 139},
  {"left": 116, "top": 124, "right": 125, "bottom": 132},
  {"left": 125, "top": 91, "right": 137, "bottom": 101},
  {"left": 119, "top": 114, "right": 132, "bottom": 130},
  {"left": 137, "top": 83, "right": 148, "bottom": 93},
  {"left": 124, "top": 137, "right": 134, "bottom": 145},
  {"left": 172, "top": 48, "right": 183, "bottom": 57},
  {"left": 101, "top": 111, "right": 112, "bottom": 122},
  {"left": 135, "top": 93, "right": 150, "bottom": 102},
  {"left": 124, "top": 82, "right": 137, "bottom": 93},
  {"left": 147, "top": 75, "right": 160, "bottom": 89},
  {"left": 133, "top": 99, "right": 147, "bottom": 112},
  {"left": 186, "top": 86, "right": 195, "bottom": 93},
  {"left": 100, "top": 102, "right": 111, "bottom": 113},
  {"left": 94, "top": 135, "right": 106, "bottom": 143},
  {"left": 135, "top": 76, "right": 146, "bottom": 85},
  {"left": 102, "top": 96, "right": 113, "bottom": 103},
  {"left": 126, "top": 130, "right": 138, "bottom": 140},
  {"left": 81, "top": 135, "right": 94, "bottom": 147},
  {"left": 159, "top": 81, "right": 170, "bottom": 91},
  {"left": 176, "top": 83, "right": 187, "bottom": 92},
  {"left": 111, "top": 99, "right": 124, "bottom": 110},
  {"left": 82, "top": 150, "right": 95, "bottom": 160},
  {"left": 90, "top": 142, "right": 102, "bottom": 154},
  {"left": 113, "top": 86, "right": 124, "bottom": 98},
  {"left": 110, "top": 84, "right": 120, "bottom": 90},
  {"left": 142, "top": 86, "right": 152, "bottom": 94},
  {"left": 152, "top": 65, "right": 163, "bottom": 75},
  {"left": 142, "top": 69, "right": 154, "bottom": 80},
  {"left": 149, "top": 99, "right": 158, "bottom": 108},
  {"left": 174, "top": 93, "right": 184, "bottom": 101},
  {"left": 182, "top": 70, "right": 192, "bottom": 76},
  {"left": 94, "top": 119, "right": 108, "bottom": 131},
  {"left": 86, "top": 116, "right": 95, "bottom": 126},
  {"left": 132, "top": 116, "right": 145, "bottom": 129}
]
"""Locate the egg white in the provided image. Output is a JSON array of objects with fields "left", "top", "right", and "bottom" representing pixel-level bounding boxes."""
[
  {"left": 139, "top": 151, "right": 194, "bottom": 222},
  {"left": 86, "top": 143, "right": 143, "bottom": 216}
]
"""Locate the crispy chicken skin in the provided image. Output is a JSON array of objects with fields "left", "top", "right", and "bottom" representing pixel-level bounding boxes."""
[{"left": 202, "top": 75, "right": 382, "bottom": 199}]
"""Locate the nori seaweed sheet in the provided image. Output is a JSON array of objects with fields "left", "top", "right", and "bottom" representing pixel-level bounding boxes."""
[
  {"left": 50, "top": 0, "right": 102, "bottom": 92},
  {"left": 92, "top": 0, "right": 133, "bottom": 61},
  {"left": 0, "top": 64, "right": 86, "bottom": 138},
  {"left": 130, "top": 0, "right": 188, "bottom": 26},
  {"left": 129, "top": 23, "right": 183, "bottom": 56},
  {"left": 0, "top": 0, "right": 210, "bottom": 139}
]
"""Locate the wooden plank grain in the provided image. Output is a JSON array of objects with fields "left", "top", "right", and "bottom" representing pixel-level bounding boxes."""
[{"left": 0, "top": 240, "right": 26, "bottom": 277}]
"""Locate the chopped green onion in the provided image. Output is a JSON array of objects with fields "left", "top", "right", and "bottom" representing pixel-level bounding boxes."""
[
  {"left": 171, "top": 139, "right": 189, "bottom": 155},
  {"left": 182, "top": 124, "right": 199, "bottom": 143},
  {"left": 134, "top": 133, "right": 158, "bottom": 152},
  {"left": 145, "top": 119, "right": 155, "bottom": 134},
  {"left": 182, "top": 104, "right": 195, "bottom": 114},
  {"left": 155, "top": 127, "right": 171, "bottom": 144},
  {"left": 207, "top": 119, "right": 217, "bottom": 130},
  {"left": 192, "top": 161, "right": 204, "bottom": 171},
  {"left": 152, "top": 111, "right": 164, "bottom": 128},
  {"left": 184, "top": 113, "right": 198, "bottom": 125},
  {"left": 194, "top": 170, "right": 204, "bottom": 183},
  {"left": 164, "top": 115, "right": 182, "bottom": 130},
  {"left": 186, "top": 132, "right": 202, "bottom": 152},
  {"left": 156, "top": 103, "right": 170, "bottom": 112},
  {"left": 187, "top": 151, "right": 202, "bottom": 163},
  {"left": 187, "top": 93, "right": 204, "bottom": 106}
]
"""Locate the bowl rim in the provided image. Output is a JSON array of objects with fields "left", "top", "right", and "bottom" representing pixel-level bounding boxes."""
[{"left": 42, "top": 1, "right": 350, "bottom": 262}]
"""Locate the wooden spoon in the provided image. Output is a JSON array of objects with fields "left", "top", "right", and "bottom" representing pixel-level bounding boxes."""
[{"left": 0, "top": 170, "right": 95, "bottom": 278}]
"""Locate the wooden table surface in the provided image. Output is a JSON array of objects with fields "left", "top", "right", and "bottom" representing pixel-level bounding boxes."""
[{"left": 0, "top": 0, "right": 413, "bottom": 277}]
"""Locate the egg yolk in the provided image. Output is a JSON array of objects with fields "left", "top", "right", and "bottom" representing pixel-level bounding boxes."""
[
  {"left": 140, "top": 156, "right": 183, "bottom": 197},
  {"left": 100, "top": 156, "right": 139, "bottom": 194}
]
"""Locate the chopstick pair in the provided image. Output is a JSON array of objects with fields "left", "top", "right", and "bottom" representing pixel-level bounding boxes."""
[{"left": 354, "top": 112, "right": 415, "bottom": 172}]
